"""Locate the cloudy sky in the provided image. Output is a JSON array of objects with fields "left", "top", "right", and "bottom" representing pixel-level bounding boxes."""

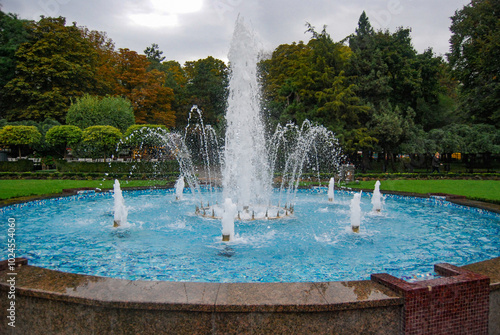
[{"left": 1, "top": 0, "right": 470, "bottom": 64}]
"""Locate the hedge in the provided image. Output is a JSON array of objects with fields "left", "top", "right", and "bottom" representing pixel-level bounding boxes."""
[
  {"left": 0, "top": 171, "right": 180, "bottom": 180},
  {"left": 55, "top": 160, "right": 179, "bottom": 174},
  {"left": 0, "top": 159, "right": 35, "bottom": 172}
]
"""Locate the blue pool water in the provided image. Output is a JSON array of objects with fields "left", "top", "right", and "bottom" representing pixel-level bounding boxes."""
[{"left": 1, "top": 188, "right": 499, "bottom": 282}]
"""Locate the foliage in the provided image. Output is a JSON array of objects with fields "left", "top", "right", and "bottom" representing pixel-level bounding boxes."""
[
  {"left": 184, "top": 56, "right": 229, "bottom": 128},
  {"left": 45, "top": 125, "right": 83, "bottom": 157},
  {"left": 0, "top": 125, "right": 42, "bottom": 157},
  {"left": 448, "top": 0, "right": 500, "bottom": 127},
  {"left": 161, "top": 60, "right": 189, "bottom": 128},
  {"left": 66, "top": 94, "right": 134, "bottom": 132},
  {"left": 0, "top": 10, "right": 30, "bottom": 116},
  {"left": 79, "top": 27, "right": 117, "bottom": 96},
  {"left": 2, "top": 16, "right": 99, "bottom": 122},
  {"left": 55, "top": 159, "right": 179, "bottom": 173},
  {"left": 122, "top": 124, "right": 170, "bottom": 158},
  {"left": 112, "top": 48, "right": 176, "bottom": 127},
  {"left": 144, "top": 43, "right": 166, "bottom": 64},
  {"left": 80, "top": 125, "right": 122, "bottom": 159},
  {"left": 0, "top": 159, "right": 34, "bottom": 172},
  {"left": 261, "top": 24, "right": 367, "bottom": 146}
]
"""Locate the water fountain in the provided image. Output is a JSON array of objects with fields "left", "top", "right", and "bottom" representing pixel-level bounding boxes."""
[
  {"left": 140, "top": 16, "right": 342, "bottom": 236},
  {"left": 1, "top": 16, "right": 498, "bottom": 334},
  {"left": 372, "top": 180, "right": 383, "bottom": 212},
  {"left": 328, "top": 177, "right": 335, "bottom": 202},
  {"left": 112, "top": 179, "right": 127, "bottom": 227},
  {"left": 174, "top": 175, "right": 185, "bottom": 200},
  {"left": 350, "top": 191, "right": 362, "bottom": 233},
  {"left": 221, "top": 198, "right": 237, "bottom": 241}
]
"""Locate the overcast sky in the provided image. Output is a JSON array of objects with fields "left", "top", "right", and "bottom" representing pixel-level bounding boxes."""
[{"left": 1, "top": 0, "right": 470, "bottom": 64}]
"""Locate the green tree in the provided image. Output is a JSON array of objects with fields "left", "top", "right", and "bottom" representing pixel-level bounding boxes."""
[
  {"left": 0, "top": 125, "right": 42, "bottom": 157},
  {"left": 0, "top": 10, "right": 30, "bottom": 117},
  {"left": 144, "top": 43, "right": 166, "bottom": 66},
  {"left": 161, "top": 60, "right": 188, "bottom": 129},
  {"left": 66, "top": 94, "right": 135, "bottom": 132},
  {"left": 45, "top": 125, "right": 82, "bottom": 157},
  {"left": 260, "top": 25, "right": 368, "bottom": 151},
  {"left": 3, "top": 16, "right": 99, "bottom": 122},
  {"left": 80, "top": 125, "right": 122, "bottom": 159},
  {"left": 184, "top": 56, "right": 229, "bottom": 127},
  {"left": 448, "top": 0, "right": 500, "bottom": 127},
  {"left": 123, "top": 124, "right": 169, "bottom": 160}
]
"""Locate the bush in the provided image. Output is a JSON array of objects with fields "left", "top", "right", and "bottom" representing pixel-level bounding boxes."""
[
  {"left": 45, "top": 125, "right": 82, "bottom": 157},
  {"left": 0, "top": 159, "right": 35, "bottom": 172},
  {"left": 0, "top": 125, "right": 42, "bottom": 157},
  {"left": 55, "top": 160, "right": 179, "bottom": 174},
  {"left": 66, "top": 94, "right": 135, "bottom": 132},
  {"left": 80, "top": 125, "right": 122, "bottom": 159}
]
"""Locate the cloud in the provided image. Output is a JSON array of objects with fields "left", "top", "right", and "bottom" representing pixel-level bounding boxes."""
[{"left": 0, "top": 0, "right": 471, "bottom": 64}]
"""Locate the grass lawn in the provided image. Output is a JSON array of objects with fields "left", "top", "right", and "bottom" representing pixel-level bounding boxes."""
[
  {"left": 347, "top": 179, "right": 500, "bottom": 202},
  {"left": 0, "top": 178, "right": 499, "bottom": 203},
  {"left": 0, "top": 179, "right": 172, "bottom": 201}
]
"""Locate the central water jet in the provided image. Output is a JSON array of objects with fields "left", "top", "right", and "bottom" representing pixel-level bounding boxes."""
[{"left": 222, "top": 16, "right": 272, "bottom": 208}]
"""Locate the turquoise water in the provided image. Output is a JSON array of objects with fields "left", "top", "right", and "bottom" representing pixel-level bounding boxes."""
[{"left": 1, "top": 188, "right": 499, "bottom": 282}]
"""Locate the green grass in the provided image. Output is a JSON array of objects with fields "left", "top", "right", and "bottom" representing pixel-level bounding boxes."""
[
  {"left": 0, "top": 178, "right": 499, "bottom": 204},
  {"left": 0, "top": 179, "right": 172, "bottom": 200},
  {"left": 347, "top": 179, "right": 500, "bottom": 202}
]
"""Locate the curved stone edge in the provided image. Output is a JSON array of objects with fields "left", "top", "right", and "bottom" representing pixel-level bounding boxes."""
[{"left": 0, "top": 260, "right": 402, "bottom": 313}]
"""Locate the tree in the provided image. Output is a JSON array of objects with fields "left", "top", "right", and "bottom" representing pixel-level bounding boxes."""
[
  {"left": 45, "top": 125, "right": 82, "bottom": 157},
  {"left": 184, "top": 56, "right": 229, "bottom": 127},
  {"left": 113, "top": 48, "right": 176, "bottom": 127},
  {"left": 0, "top": 10, "right": 30, "bottom": 117},
  {"left": 448, "top": 0, "right": 500, "bottom": 127},
  {"left": 2, "top": 16, "right": 99, "bottom": 122},
  {"left": 80, "top": 27, "right": 117, "bottom": 96},
  {"left": 66, "top": 94, "right": 135, "bottom": 132},
  {"left": 144, "top": 43, "right": 166, "bottom": 65},
  {"left": 161, "top": 60, "right": 189, "bottom": 128},
  {"left": 260, "top": 25, "right": 368, "bottom": 151},
  {"left": 123, "top": 124, "right": 169, "bottom": 160},
  {"left": 80, "top": 125, "right": 122, "bottom": 159},
  {"left": 0, "top": 125, "right": 42, "bottom": 157}
]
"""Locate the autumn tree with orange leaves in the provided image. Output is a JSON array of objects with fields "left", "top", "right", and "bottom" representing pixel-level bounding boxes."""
[{"left": 110, "top": 48, "right": 176, "bottom": 127}]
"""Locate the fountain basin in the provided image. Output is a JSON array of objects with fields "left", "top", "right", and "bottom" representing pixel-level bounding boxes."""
[
  {"left": 1, "top": 189, "right": 499, "bottom": 334},
  {"left": 1, "top": 187, "right": 499, "bottom": 283}
]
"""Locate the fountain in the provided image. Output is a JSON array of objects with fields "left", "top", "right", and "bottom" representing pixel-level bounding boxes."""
[
  {"left": 1, "top": 16, "right": 498, "bottom": 335},
  {"left": 328, "top": 177, "right": 335, "bottom": 202},
  {"left": 372, "top": 180, "right": 383, "bottom": 212},
  {"left": 221, "top": 198, "right": 237, "bottom": 241},
  {"left": 174, "top": 175, "right": 185, "bottom": 200},
  {"left": 112, "top": 179, "right": 127, "bottom": 227},
  {"left": 144, "top": 16, "right": 342, "bottom": 235},
  {"left": 350, "top": 191, "right": 362, "bottom": 233}
]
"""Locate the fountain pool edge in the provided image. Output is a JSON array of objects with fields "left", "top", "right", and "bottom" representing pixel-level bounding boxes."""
[{"left": 1, "top": 188, "right": 499, "bottom": 334}]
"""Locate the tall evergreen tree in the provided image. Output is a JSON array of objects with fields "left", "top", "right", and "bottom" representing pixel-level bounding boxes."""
[{"left": 448, "top": 0, "right": 500, "bottom": 127}]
